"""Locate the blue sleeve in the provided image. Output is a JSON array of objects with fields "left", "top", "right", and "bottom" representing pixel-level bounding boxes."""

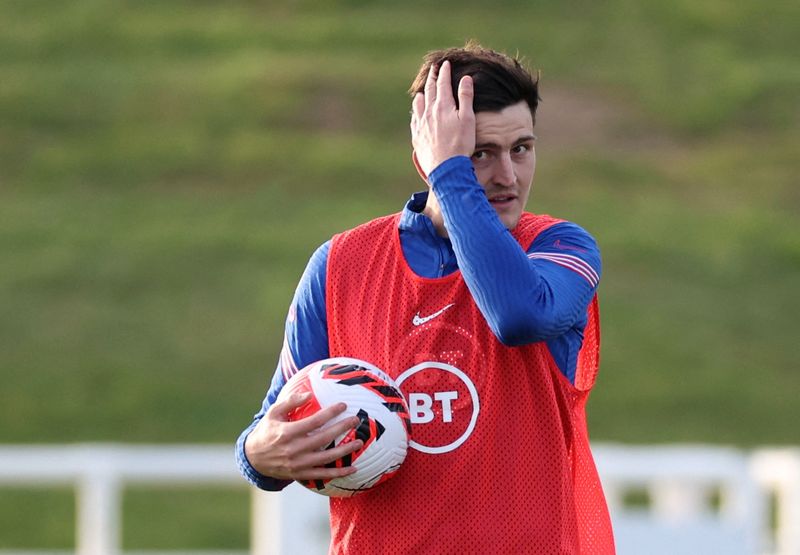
[
  {"left": 235, "top": 241, "right": 331, "bottom": 491},
  {"left": 428, "top": 156, "right": 601, "bottom": 350}
]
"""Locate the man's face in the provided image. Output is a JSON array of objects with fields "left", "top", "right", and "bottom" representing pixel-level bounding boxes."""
[{"left": 471, "top": 101, "right": 536, "bottom": 230}]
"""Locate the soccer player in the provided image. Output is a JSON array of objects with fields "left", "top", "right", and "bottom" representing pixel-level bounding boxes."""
[{"left": 236, "top": 43, "right": 615, "bottom": 554}]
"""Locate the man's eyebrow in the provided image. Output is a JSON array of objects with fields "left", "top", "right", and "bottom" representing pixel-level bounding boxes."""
[{"left": 474, "top": 134, "right": 538, "bottom": 150}]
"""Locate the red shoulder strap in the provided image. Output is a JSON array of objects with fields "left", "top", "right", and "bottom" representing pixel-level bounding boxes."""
[
  {"left": 574, "top": 295, "right": 600, "bottom": 391},
  {"left": 512, "top": 212, "right": 565, "bottom": 250}
]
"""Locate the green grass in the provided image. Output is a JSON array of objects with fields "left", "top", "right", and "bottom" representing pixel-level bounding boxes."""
[
  {"left": 123, "top": 486, "right": 250, "bottom": 550},
  {"left": 1, "top": 0, "right": 798, "bottom": 547},
  {"left": 0, "top": 488, "right": 74, "bottom": 548},
  {"left": 0, "top": 486, "right": 250, "bottom": 550}
]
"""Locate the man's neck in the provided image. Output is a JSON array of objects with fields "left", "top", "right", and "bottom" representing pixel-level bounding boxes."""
[{"left": 422, "top": 191, "right": 449, "bottom": 238}]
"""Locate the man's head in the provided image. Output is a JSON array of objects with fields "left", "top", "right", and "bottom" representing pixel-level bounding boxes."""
[
  {"left": 408, "top": 41, "right": 540, "bottom": 122},
  {"left": 409, "top": 43, "right": 540, "bottom": 232}
]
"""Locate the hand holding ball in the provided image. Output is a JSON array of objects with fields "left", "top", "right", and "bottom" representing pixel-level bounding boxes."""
[{"left": 277, "top": 357, "right": 411, "bottom": 497}]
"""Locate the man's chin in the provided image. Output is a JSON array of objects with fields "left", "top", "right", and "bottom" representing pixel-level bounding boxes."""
[
  {"left": 501, "top": 217, "right": 521, "bottom": 230},
  {"left": 496, "top": 210, "right": 522, "bottom": 230}
]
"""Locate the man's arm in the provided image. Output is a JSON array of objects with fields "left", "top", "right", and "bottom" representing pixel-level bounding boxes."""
[
  {"left": 430, "top": 158, "right": 600, "bottom": 345},
  {"left": 235, "top": 242, "right": 363, "bottom": 490}
]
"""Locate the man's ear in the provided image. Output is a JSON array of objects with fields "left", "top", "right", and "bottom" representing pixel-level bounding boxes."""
[{"left": 412, "top": 150, "right": 429, "bottom": 184}]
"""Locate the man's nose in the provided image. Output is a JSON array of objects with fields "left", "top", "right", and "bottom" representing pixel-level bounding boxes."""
[{"left": 492, "top": 153, "right": 515, "bottom": 187}]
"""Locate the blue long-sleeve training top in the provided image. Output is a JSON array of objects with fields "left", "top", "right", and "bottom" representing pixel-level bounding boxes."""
[{"left": 236, "top": 156, "right": 602, "bottom": 490}]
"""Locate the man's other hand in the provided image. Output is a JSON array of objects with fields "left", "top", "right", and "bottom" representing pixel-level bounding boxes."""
[{"left": 244, "top": 392, "right": 363, "bottom": 482}]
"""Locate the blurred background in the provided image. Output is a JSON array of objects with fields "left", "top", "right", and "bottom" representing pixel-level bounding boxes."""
[{"left": 1, "top": 0, "right": 798, "bottom": 550}]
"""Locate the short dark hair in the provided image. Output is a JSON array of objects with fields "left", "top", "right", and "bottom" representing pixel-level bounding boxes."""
[{"left": 409, "top": 41, "right": 540, "bottom": 121}]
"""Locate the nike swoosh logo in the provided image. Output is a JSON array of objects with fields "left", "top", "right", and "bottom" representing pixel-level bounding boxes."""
[{"left": 412, "top": 303, "right": 455, "bottom": 326}]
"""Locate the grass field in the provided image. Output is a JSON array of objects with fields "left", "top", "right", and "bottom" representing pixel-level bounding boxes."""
[{"left": 1, "top": 0, "right": 798, "bottom": 548}]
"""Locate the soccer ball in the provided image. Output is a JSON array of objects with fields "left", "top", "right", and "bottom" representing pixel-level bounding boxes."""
[{"left": 278, "top": 357, "right": 411, "bottom": 497}]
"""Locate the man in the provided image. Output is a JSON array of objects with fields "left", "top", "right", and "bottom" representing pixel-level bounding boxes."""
[{"left": 237, "top": 43, "right": 615, "bottom": 554}]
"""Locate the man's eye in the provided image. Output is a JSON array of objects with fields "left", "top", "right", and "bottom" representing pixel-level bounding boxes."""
[
  {"left": 512, "top": 144, "right": 530, "bottom": 154},
  {"left": 471, "top": 151, "right": 489, "bottom": 161}
]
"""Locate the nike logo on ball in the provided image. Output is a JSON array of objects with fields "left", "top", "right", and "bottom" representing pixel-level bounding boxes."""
[{"left": 412, "top": 303, "right": 455, "bottom": 326}]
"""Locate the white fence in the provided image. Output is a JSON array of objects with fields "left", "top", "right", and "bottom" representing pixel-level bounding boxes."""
[
  {"left": 0, "top": 444, "right": 799, "bottom": 555},
  {"left": 594, "top": 444, "right": 800, "bottom": 555}
]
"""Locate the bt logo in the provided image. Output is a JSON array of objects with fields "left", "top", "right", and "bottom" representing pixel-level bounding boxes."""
[
  {"left": 408, "top": 391, "right": 459, "bottom": 424},
  {"left": 395, "top": 362, "right": 480, "bottom": 455}
]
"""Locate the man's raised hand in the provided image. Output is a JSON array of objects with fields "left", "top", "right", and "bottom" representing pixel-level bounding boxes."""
[{"left": 410, "top": 60, "right": 476, "bottom": 179}]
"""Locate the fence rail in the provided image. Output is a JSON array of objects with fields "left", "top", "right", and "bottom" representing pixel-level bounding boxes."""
[{"left": 1, "top": 443, "right": 798, "bottom": 555}]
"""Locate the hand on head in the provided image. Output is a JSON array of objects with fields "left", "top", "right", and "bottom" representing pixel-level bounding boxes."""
[{"left": 410, "top": 60, "right": 476, "bottom": 180}]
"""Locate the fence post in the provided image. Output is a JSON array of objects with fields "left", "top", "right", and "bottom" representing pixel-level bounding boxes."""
[
  {"left": 750, "top": 448, "right": 800, "bottom": 555},
  {"left": 650, "top": 480, "right": 710, "bottom": 521},
  {"left": 251, "top": 484, "right": 330, "bottom": 555},
  {"left": 251, "top": 489, "right": 279, "bottom": 555},
  {"left": 76, "top": 460, "right": 121, "bottom": 555}
]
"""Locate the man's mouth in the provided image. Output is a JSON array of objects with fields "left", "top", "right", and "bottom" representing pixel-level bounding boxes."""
[{"left": 488, "top": 194, "right": 517, "bottom": 206}]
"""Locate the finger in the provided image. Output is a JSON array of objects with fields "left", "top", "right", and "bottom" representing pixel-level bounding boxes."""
[
  {"left": 289, "top": 401, "right": 350, "bottom": 434},
  {"left": 424, "top": 63, "right": 438, "bottom": 107},
  {"left": 268, "top": 391, "right": 312, "bottom": 421},
  {"left": 457, "top": 75, "right": 474, "bottom": 119},
  {"left": 436, "top": 60, "right": 454, "bottom": 107},
  {"left": 411, "top": 92, "right": 424, "bottom": 124},
  {"left": 295, "top": 437, "right": 365, "bottom": 478},
  {"left": 410, "top": 93, "right": 424, "bottom": 142},
  {"left": 307, "top": 436, "right": 364, "bottom": 468},
  {"left": 292, "top": 461, "right": 359, "bottom": 481},
  {"left": 302, "top": 414, "right": 361, "bottom": 451}
]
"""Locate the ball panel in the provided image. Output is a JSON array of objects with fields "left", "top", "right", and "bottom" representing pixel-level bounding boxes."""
[{"left": 278, "top": 369, "right": 323, "bottom": 422}]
